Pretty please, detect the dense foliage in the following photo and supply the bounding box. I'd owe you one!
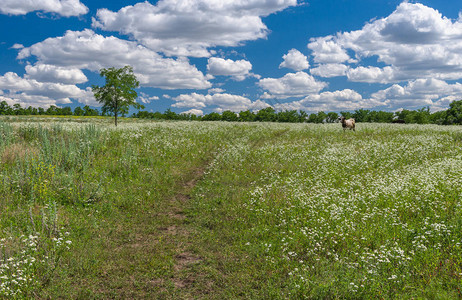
[2,99,462,125]
[92,66,143,126]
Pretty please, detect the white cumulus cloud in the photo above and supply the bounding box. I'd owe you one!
[18,29,211,90]
[172,92,268,112]
[279,49,309,71]
[207,57,253,81]
[92,0,297,57]
[0,0,88,17]
[307,36,350,64]
[0,72,96,107]
[310,63,348,78]
[258,71,327,98]
[25,64,88,84]
[371,78,462,110]
[308,3,462,83]
[274,89,384,112]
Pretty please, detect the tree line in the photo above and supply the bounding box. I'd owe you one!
[2,99,462,125]
[134,101,462,125]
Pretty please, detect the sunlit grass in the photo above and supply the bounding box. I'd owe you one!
[0,118,461,298]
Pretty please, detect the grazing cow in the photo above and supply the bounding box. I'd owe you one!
[338,116,355,131]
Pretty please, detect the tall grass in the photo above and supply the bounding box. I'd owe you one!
[0,118,461,298]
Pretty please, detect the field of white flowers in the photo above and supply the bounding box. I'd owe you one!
[191,122,462,298]
[0,117,461,298]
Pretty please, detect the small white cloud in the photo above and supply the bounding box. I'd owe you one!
[307,36,350,64]
[346,66,397,83]
[207,57,253,81]
[310,64,348,78]
[25,64,87,84]
[208,88,225,94]
[11,44,24,49]
[259,92,274,99]
[0,0,88,17]
[138,92,159,104]
[248,99,271,111]
[172,93,208,108]
[279,49,309,71]
[258,71,327,99]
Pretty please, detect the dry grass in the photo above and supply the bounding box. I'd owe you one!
[1,143,37,164]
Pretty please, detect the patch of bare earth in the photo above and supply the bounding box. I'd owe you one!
[161,168,206,292]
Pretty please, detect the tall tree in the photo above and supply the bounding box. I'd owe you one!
[92,66,142,126]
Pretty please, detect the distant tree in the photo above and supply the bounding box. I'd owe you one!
[202,112,221,121]
[307,113,318,123]
[277,110,299,123]
[13,103,26,115]
[255,107,276,122]
[238,110,255,122]
[370,110,394,123]
[326,112,339,123]
[83,105,99,116]
[135,110,154,119]
[0,101,12,115]
[339,111,353,120]
[74,106,84,116]
[414,107,431,124]
[62,107,73,116]
[430,110,447,125]
[352,109,371,122]
[26,106,38,115]
[298,110,308,123]
[92,65,142,126]
[164,108,178,120]
[316,111,327,123]
[445,100,462,124]
[221,110,238,122]
[395,108,430,124]
[46,105,59,115]
[153,111,165,120]
[395,109,413,123]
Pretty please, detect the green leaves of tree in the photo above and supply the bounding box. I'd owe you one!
[92,66,143,126]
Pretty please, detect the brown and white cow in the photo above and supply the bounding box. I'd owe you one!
[338,116,355,131]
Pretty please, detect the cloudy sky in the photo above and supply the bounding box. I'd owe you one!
[1,0,461,115]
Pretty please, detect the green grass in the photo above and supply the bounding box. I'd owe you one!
[0,118,462,298]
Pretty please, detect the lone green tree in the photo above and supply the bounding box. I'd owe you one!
[92,66,143,126]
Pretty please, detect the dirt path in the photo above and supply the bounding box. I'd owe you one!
[151,165,210,298]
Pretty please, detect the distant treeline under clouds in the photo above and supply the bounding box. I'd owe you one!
[2,100,462,125]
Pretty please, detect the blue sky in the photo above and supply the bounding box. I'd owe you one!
[1,0,462,115]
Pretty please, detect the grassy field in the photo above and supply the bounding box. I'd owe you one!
[0,116,462,298]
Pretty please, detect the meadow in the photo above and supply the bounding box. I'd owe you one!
[0,116,461,298]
